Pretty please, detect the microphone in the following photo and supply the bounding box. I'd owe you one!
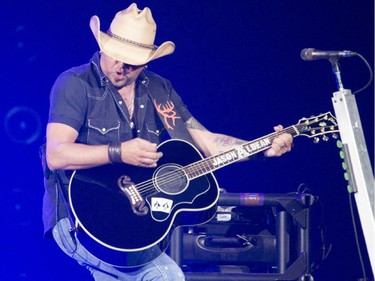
[300,48,356,61]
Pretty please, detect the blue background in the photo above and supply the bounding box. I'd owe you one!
[1,0,373,280]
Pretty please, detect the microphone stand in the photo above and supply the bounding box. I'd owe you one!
[330,59,375,277]
[330,59,344,91]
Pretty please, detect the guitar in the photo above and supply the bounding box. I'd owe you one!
[68,112,339,267]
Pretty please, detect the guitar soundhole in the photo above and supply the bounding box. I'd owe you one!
[154,164,188,195]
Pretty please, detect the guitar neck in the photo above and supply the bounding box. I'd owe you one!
[184,125,301,180]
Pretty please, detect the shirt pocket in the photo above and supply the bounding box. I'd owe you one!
[87,119,121,144]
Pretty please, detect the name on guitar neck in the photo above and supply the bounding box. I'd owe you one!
[212,138,271,167]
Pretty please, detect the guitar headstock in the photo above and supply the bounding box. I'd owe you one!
[296,112,339,143]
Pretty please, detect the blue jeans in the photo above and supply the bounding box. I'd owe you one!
[52,218,185,281]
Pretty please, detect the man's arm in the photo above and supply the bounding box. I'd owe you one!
[185,117,293,158]
[46,123,110,170]
[46,123,163,171]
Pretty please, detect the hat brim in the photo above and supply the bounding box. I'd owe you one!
[90,15,175,65]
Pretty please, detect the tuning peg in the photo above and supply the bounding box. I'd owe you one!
[332,133,338,139]
[313,137,320,144]
[322,135,329,141]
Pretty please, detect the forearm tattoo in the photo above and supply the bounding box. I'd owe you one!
[213,136,244,152]
[186,118,208,131]
[186,117,244,154]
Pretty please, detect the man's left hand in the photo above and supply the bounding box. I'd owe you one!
[264,125,293,157]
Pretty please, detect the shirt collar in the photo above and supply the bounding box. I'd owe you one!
[90,51,107,87]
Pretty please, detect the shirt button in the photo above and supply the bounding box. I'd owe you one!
[137,130,141,133]
[140,104,144,109]
[102,128,106,132]
[119,101,123,105]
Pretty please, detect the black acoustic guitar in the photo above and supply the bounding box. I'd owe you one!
[68,112,339,267]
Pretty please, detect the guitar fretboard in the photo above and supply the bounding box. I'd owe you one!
[184,124,303,180]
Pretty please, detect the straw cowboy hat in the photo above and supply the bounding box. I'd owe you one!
[90,3,175,65]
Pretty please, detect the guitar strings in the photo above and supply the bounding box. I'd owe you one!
[134,126,302,196]
[137,121,337,196]
[136,118,336,197]
[136,126,306,195]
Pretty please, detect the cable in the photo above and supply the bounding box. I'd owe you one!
[353,53,374,94]
[348,191,368,280]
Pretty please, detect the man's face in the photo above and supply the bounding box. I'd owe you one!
[100,52,146,89]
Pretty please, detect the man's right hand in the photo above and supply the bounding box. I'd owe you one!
[121,138,163,168]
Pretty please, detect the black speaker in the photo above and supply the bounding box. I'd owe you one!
[169,192,322,281]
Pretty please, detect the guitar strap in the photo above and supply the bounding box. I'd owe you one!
[143,75,196,146]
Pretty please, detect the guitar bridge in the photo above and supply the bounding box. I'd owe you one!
[118,175,148,216]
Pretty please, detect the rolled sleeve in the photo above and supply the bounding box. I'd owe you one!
[49,71,87,132]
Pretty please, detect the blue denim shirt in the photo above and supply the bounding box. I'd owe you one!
[43,52,192,235]
[49,52,192,145]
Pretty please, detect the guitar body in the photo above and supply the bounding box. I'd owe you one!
[69,139,220,267]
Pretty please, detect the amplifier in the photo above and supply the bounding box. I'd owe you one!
[169,192,321,279]
[170,205,278,273]
[180,205,277,265]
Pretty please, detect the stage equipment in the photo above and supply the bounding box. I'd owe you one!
[169,192,323,281]
[302,48,374,276]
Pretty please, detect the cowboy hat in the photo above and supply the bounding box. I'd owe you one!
[90,3,175,65]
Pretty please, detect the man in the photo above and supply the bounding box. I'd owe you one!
[43,3,293,280]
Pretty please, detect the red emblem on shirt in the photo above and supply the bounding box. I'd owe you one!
[153,99,181,130]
